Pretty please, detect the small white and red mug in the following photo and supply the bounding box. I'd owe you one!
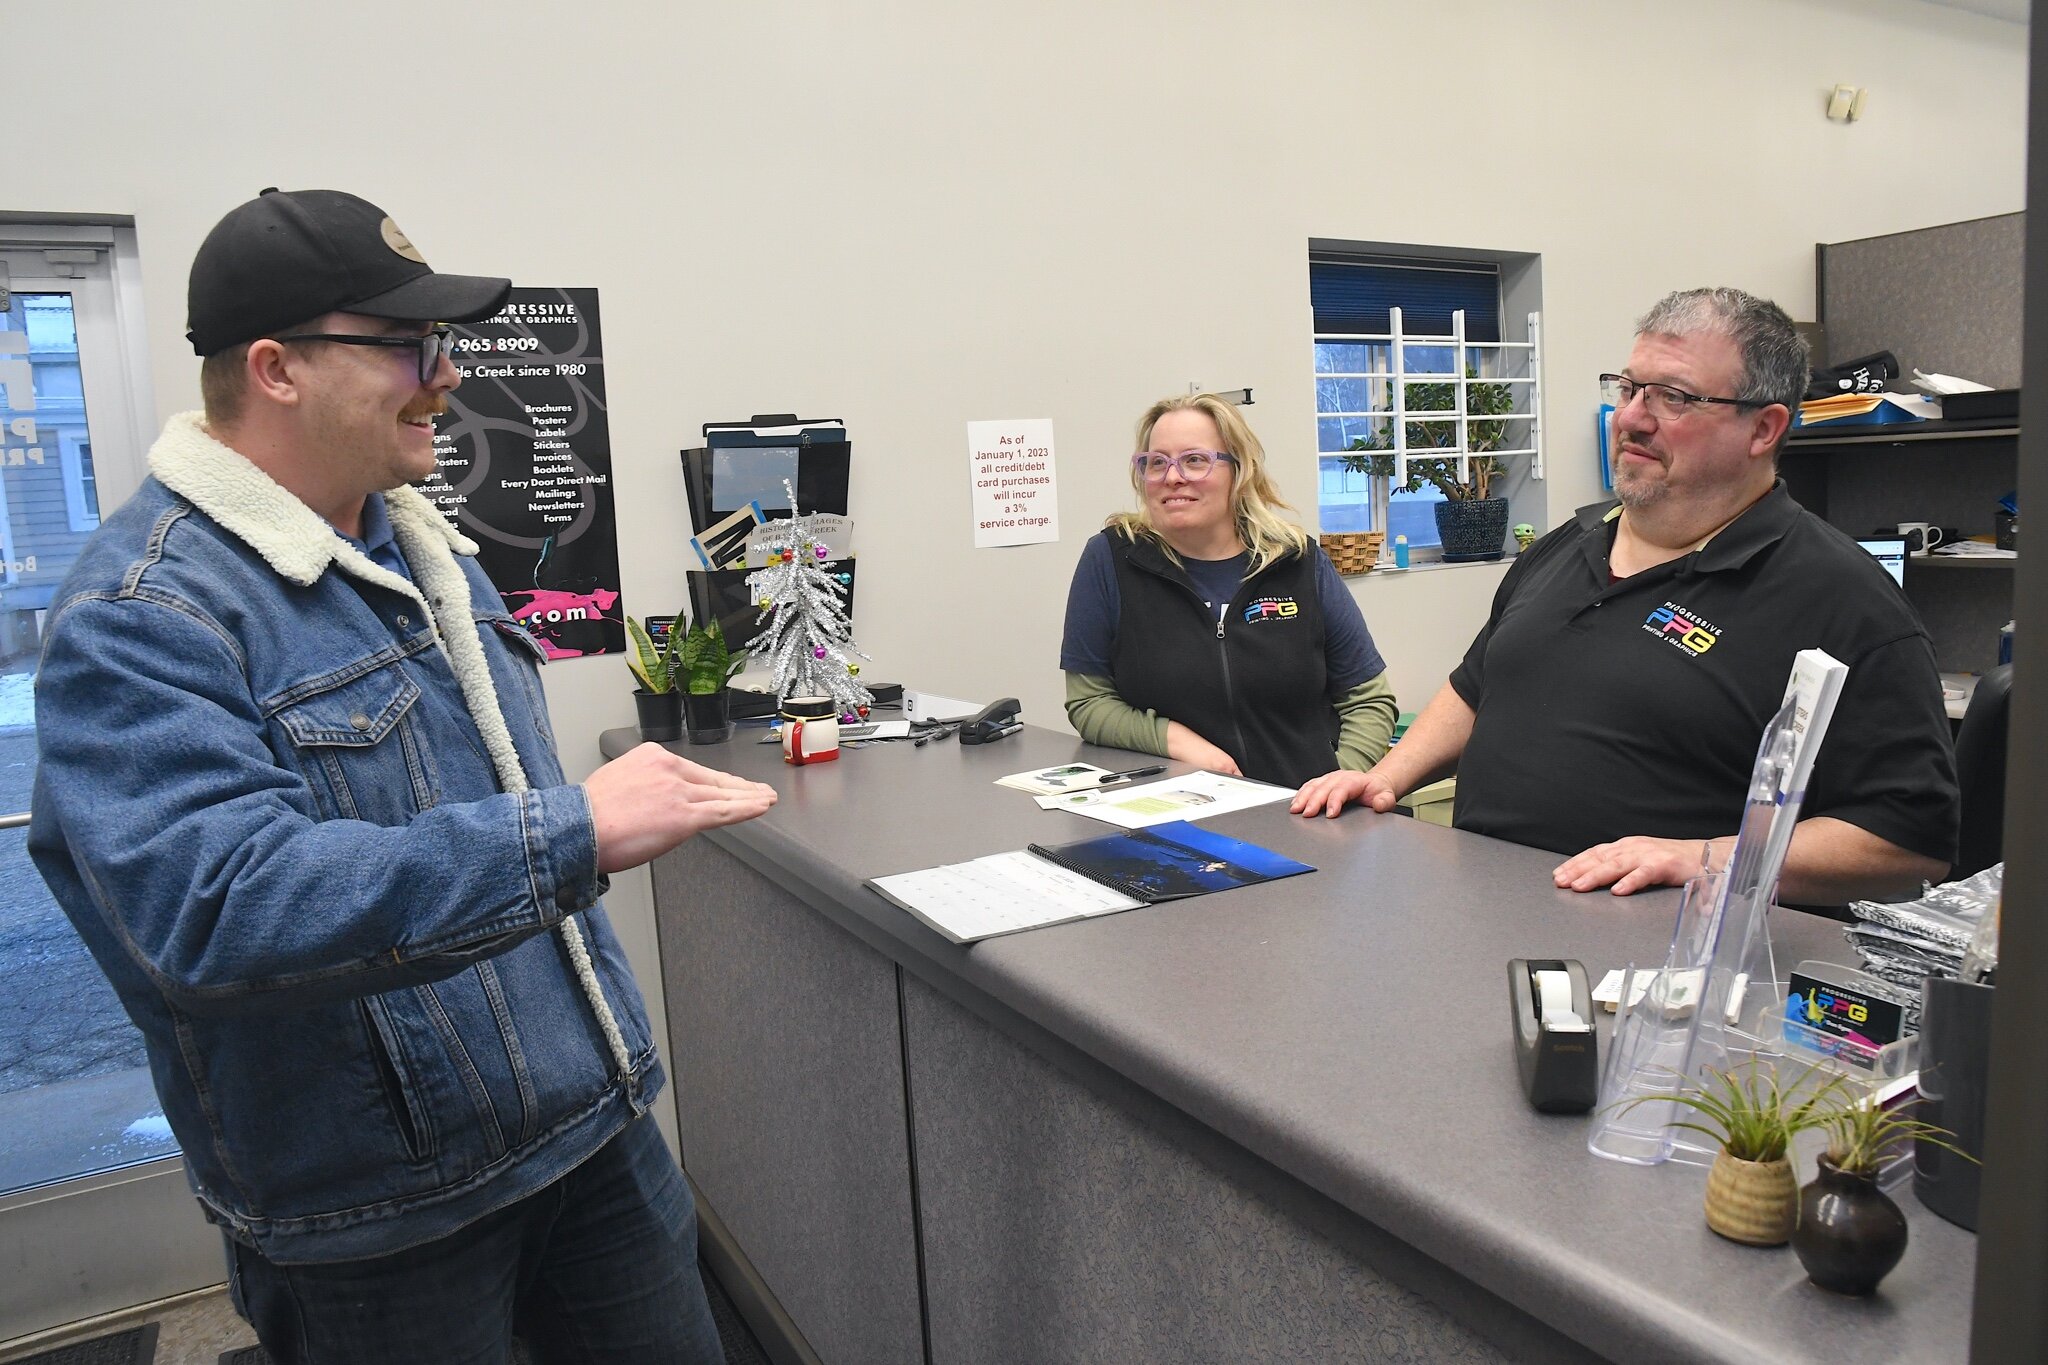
[781,696,841,765]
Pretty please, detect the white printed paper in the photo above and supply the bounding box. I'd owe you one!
[870,850,1140,943]
[1035,772,1294,828]
[745,513,853,567]
[994,763,1116,795]
[968,419,1059,548]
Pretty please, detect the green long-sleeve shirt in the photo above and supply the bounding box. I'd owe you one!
[1063,670,1398,772]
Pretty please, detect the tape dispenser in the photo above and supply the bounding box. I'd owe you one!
[1508,958,1598,1114]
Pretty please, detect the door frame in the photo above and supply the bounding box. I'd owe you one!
[0,220,220,1344]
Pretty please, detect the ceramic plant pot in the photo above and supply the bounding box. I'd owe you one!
[634,688,682,742]
[682,689,734,745]
[1792,1155,1909,1295]
[1703,1150,1798,1246]
[1433,496,1510,562]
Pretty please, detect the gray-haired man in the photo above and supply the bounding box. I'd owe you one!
[1293,288,1958,905]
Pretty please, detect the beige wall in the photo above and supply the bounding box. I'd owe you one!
[11,0,2028,1136]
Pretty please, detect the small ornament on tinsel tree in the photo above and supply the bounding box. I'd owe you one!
[746,481,874,716]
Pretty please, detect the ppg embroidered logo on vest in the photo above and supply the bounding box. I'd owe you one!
[1643,600,1720,656]
[1242,596,1300,624]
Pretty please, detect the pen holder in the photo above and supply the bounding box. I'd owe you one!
[1914,976,1994,1230]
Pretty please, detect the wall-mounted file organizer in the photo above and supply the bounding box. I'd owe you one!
[682,415,851,530]
[681,413,859,651]
[686,561,858,655]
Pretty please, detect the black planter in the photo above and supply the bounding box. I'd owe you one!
[634,689,682,742]
[1433,497,1510,562]
[1792,1155,1909,1296]
[682,689,733,745]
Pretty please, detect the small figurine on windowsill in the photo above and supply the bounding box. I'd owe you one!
[1513,522,1537,553]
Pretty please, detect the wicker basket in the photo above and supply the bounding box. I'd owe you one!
[1319,531,1385,576]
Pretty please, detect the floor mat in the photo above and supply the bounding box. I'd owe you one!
[213,1265,770,1364]
[700,1264,773,1365]
[13,1324,157,1365]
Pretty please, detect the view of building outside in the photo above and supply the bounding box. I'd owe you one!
[0,291,172,1196]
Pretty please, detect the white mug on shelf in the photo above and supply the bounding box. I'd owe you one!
[1897,521,1946,557]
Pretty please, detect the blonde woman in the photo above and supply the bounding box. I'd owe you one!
[1060,393,1398,787]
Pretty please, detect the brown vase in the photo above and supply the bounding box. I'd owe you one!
[1793,1154,1909,1295]
[1704,1150,1798,1246]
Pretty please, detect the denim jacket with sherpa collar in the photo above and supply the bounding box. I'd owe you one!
[28,412,662,1263]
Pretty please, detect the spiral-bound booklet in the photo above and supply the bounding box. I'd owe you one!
[1028,821,1313,902]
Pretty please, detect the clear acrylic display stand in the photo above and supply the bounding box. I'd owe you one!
[1588,696,1803,1167]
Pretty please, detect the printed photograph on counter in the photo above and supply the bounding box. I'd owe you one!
[427,286,624,657]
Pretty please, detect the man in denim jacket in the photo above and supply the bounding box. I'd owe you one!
[28,189,777,1364]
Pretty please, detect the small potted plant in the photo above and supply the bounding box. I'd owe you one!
[678,616,746,744]
[626,615,682,742]
[1792,1094,1974,1295]
[1623,1062,1847,1246]
[1342,370,1517,561]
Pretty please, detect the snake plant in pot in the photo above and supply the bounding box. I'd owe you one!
[678,617,746,744]
[626,615,683,741]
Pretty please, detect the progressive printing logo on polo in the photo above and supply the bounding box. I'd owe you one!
[1242,596,1300,624]
[1642,600,1720,656]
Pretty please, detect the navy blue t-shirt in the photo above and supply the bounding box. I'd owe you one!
[1060,533,1386,688]
[333,492,411,581]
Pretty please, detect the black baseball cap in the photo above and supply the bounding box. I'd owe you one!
[186,188,512,355]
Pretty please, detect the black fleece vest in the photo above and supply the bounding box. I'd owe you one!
[1106,534,1336,787]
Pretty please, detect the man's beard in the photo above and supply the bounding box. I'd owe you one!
[1611,457,1667,511]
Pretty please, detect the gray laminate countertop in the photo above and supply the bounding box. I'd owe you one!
[601,722,1973,1364]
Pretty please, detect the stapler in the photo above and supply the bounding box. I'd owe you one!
[1508,958,1598,1114]
[958,697,1022,744]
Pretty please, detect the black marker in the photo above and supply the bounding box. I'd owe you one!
[1096,765,1167,786]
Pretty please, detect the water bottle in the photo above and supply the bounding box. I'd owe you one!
[1393,534,1410,569]
[1999,621,2014,666]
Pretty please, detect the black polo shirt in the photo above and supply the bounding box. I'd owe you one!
[1448,484,1958,864]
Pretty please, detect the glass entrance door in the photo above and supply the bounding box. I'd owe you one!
[0,236,220,1342]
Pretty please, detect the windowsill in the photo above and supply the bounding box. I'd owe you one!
[1344,555,1518,579]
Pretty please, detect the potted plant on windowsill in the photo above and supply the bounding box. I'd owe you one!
[1792,1094,1974,1295]
[1621,1062,1847,1246]
[678,617,746,745]
[626,615,683,742]
[1341,370,1516,562]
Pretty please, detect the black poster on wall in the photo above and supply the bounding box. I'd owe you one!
[425,286,624,658]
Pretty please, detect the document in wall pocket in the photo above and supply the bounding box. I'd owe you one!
[1509,958,1598,1114]
[683,415,851,528]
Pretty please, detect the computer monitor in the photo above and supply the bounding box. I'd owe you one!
[1857,537,1907,587]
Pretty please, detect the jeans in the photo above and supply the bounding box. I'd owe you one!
[226,1116,724,1365]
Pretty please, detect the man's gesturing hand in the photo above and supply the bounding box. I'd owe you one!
[585,743,779,874]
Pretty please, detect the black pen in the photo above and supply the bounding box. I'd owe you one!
[1095,765,1167,786]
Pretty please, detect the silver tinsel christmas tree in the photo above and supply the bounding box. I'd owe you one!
[746,484,874,716]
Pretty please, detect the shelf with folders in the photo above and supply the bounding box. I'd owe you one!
[1313,306,1546,486]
